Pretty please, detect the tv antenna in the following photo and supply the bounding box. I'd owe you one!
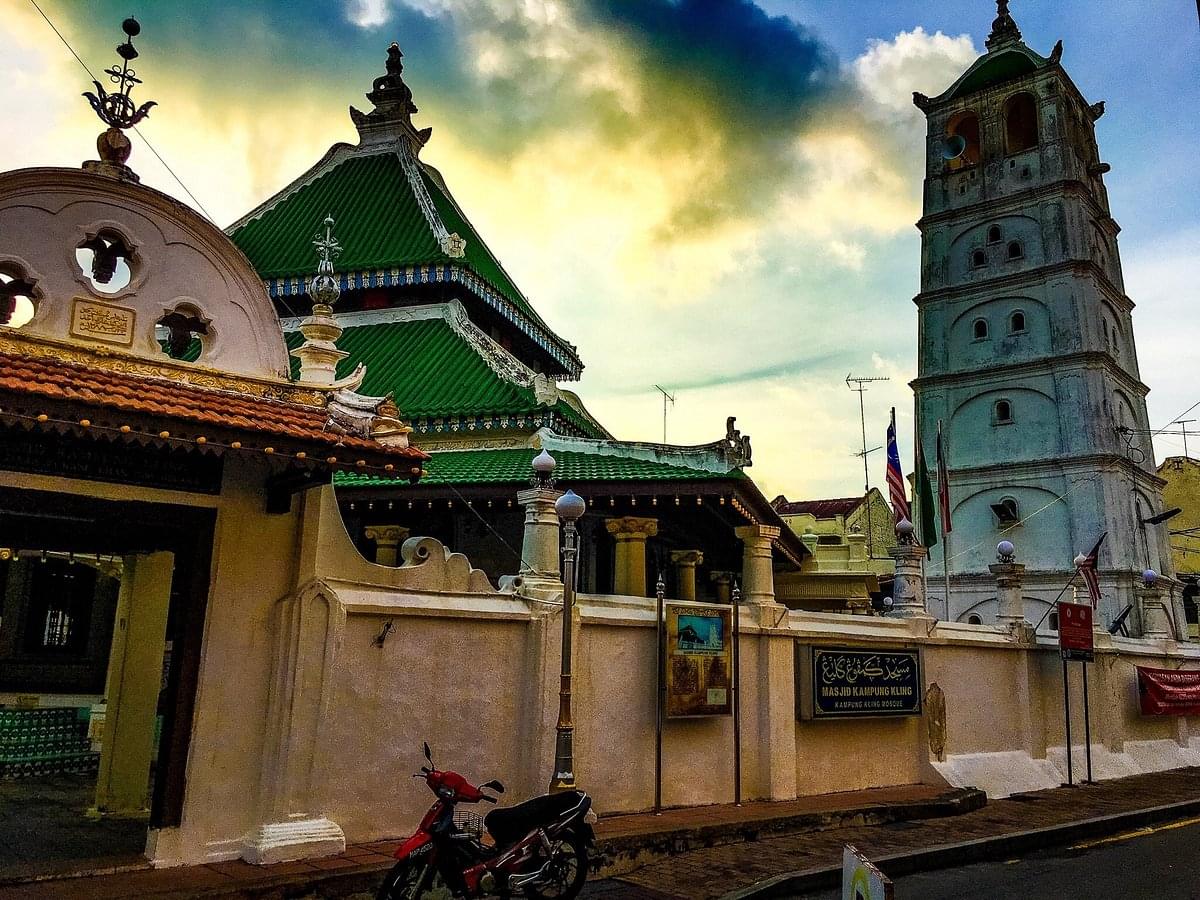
[1174,419,1196,458]
[654,385,675,444]
[846,373,890,558]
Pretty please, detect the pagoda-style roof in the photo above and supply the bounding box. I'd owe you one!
[281,303,607,440]
[228,46,582,379]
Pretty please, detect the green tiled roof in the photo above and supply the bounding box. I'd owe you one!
[284,318,604,437]
[228,151,579,375]
[337,447,745,488]
[230,154,439,279]
[948,48,1041,100]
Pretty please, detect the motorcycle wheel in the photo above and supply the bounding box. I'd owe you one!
[375,860,453,900]
[522,832,589,900]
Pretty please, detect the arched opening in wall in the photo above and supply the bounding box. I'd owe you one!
[1184,579,1198,639]
[973,318,990,340]
[993,399,1013,425]
[1007,241,1024,260]
[1048,610,1060,632]
[945,110,981,169]
[1004,92,1039,154]
[76,231,135,294]
[967,614,983,625]
[971,249,987,269]
[0,266,38,329]
[1010,310,1026,333]
[155,305,210,362]
[990,496,1020,526]
[987,225,1002,244]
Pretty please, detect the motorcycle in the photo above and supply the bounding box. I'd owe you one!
[376,743,597,900]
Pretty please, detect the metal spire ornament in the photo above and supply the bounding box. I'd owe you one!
[82,17,157,181]
[309,215,343,308]
[291,215,349,385]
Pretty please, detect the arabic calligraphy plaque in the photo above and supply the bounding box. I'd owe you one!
[798,646,923,719]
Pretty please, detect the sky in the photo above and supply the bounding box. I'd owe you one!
[2,0,1197,501]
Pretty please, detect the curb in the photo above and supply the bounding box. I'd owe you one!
[721,794,1200,899]
[595,788,985,879]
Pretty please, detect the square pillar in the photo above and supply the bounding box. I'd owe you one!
[94,552,173,817]
[605,516,657,597]
[989,551,1027,630]
[516,487,564,595]
[670,550,704,601]
[363,525,410,567]
[735,525,779,605]
[888,540,931,619]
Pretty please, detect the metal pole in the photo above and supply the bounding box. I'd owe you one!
[858,388,873,559]
[654,574,665,813]
[1082,661,1093,784]
[550,520,578,793]
[942,531,952,621]
[732,581,742,807]
[1063,655,1073,786]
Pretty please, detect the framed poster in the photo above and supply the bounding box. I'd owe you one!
[664,602,733,718]
[797,645,922,719]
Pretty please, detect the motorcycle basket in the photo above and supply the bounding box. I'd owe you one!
[452,810,485,839]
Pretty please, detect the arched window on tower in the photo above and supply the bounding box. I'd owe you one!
[973,318,989,341]
[991,496,1020,526]
[971,249,987,269]
[945,110,981,170]
[987,225,1002,244]
[993,399,1013,425]
[1007,240,1024,260]
[967,614,983,626]
[1004,92,1039,154]
[1009,310,1026,334]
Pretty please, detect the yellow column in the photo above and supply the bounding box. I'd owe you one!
[670,550,704,601]
[709,571,734,604]
[605,517,658,597]
[95,552,173,817]
[364,524,410,566]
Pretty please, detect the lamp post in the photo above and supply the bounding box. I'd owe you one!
[550,488,586,793]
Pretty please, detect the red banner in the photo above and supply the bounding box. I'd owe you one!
[1058,602,1093,660]
[1137,667,1200,716]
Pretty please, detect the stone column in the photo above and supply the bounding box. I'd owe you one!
[735,524,779,605]
[517,486,565,594]
[709,571,734,604]
[94,552,173,816]
[670,550,704,601]
[989,543,1026,629]
[364,525,410,567]
[1139,580,1172,639]
[605,516,658,597]
[848,529,868,566]
[889,536,931,619]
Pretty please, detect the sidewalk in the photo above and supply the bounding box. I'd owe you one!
[0,783,978,898]
[595,767,1200,900]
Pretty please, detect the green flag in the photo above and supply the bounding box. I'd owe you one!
[915,426,938,549]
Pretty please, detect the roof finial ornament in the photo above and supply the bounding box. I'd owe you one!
[349,42,433,153]
[82,17,157,182]
[292,215,350,386]
[985,0,1022,50]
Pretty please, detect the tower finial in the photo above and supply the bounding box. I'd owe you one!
[292,215,349,385]
[82,17,157,181]
[348,42,432,153]
[985,0,1022,50]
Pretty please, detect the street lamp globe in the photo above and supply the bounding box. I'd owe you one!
[997,540,1015,560]
[896,517,915,538]
[532,448,556,478]
[1143,568,1158,587]
[555,489,586,523]
[1073,553,1088,568]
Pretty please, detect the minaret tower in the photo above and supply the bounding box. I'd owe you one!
[911,2,1179,632]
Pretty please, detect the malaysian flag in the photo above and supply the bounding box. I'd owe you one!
[936,420,952,535]
[886,409,911,523]
[1077,533,1107,608]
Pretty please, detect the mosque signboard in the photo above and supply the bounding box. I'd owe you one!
[664,602,733,718]
[797,646,922,719]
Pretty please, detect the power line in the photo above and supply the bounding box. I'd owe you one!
[28,0,216,222]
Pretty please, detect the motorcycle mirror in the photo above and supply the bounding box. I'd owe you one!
[423,742,433,764]
[481,779,505,793]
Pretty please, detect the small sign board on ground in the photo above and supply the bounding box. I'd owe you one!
[842,844,892,900]
[1058,601,1094,662]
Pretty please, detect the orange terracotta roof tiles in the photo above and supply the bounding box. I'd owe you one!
[0,351,427,463]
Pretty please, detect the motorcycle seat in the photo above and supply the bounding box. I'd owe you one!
[484,790,588,847]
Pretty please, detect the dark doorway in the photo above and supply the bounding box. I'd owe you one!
[0,487,214,879]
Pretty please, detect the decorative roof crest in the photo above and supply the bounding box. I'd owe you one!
[82,17,157,182]
[310,215,343,308]
[350,42,433,153]
[985,0,1022,51]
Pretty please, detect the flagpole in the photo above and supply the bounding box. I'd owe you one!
[939,421,951,620]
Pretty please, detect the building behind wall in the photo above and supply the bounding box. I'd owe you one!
[911,2,1178,631]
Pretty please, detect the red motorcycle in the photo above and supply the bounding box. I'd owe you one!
[376,743,596,900]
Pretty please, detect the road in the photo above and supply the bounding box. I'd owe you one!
[791,815,1200,900]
